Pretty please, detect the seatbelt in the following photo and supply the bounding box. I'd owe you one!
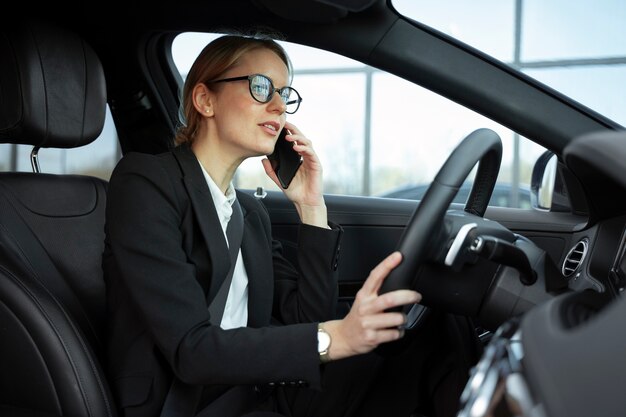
[160,199,244,417]
[208,199,244,324]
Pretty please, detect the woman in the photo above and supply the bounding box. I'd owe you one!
[103,34,423,417]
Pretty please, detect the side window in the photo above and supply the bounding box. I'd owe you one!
[0,105,121,180]
[172,33,546,209]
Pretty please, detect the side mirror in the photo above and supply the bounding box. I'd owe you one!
[530,150,557,210]
[530,150,573,212]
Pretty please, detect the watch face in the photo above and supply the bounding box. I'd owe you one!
[318,330,331,352]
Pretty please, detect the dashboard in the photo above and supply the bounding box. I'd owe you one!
[573,214,626,298]
[460,130,626,417]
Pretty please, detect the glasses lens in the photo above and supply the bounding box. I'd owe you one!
[282,87,301,114]
[250,75,271,102]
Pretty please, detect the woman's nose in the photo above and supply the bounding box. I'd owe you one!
[268,91,287,114]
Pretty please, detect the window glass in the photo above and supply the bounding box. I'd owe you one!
[370,72,543,207]
[280,42,364,71]
[0,105,120,180]
[522,0,626,61]
[172,32,362,77]
[171,33,219,77]
[392,0,515,62]
[525,65,626,127]
[0,145,11,171]
[391,0,626,127]
[172,32,545,208]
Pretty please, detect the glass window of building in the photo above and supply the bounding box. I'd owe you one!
[393,0,626,126]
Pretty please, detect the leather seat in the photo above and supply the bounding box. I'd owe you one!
[0,20,116,417]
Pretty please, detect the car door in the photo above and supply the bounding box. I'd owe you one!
[246,190,413,315]
[252,158,589,321]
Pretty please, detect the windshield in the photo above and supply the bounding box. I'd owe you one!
[392,0,626,127]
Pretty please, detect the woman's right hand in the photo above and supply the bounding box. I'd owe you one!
[321,251,421,361]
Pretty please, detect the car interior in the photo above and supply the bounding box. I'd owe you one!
[1,1,626,417]
[0,20,113,417]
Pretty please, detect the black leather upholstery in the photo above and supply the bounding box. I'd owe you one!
[0,20,115,417]
[0,20,106,147]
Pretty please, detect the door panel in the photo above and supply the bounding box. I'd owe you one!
[245,189,588,316]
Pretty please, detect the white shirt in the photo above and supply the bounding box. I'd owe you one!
[198,162,249,329]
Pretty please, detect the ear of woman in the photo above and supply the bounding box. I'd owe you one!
[193,83,214,117]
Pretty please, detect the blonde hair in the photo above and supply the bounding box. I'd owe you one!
[174,34,292,145]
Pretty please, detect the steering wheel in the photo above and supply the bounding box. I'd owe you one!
[378,128,503,327]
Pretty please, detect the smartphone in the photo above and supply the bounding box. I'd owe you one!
[267,128,302,189]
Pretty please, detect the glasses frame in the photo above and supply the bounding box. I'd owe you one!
[207,73,302,114]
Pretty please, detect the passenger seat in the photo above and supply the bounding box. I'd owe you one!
[0,20,116,417]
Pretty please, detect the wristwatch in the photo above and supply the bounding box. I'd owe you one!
[317,323,332,363]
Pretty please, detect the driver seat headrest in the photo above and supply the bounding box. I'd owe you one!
[0,19,107,148]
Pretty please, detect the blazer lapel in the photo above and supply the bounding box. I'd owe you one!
[173,145,231,303]
[238,195,274,328]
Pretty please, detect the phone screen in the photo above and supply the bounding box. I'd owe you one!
[267,128,302,189]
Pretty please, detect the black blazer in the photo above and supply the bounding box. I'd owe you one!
[103,144,342,417]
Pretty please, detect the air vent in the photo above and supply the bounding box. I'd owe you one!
[562,239,589,277]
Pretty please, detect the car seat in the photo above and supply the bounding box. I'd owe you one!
[0,20,115,417]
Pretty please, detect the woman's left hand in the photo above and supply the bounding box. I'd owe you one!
[262,122,328,228]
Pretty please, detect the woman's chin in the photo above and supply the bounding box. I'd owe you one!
[259,143,277,157]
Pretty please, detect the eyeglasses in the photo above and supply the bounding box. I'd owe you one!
[207,73,302,114]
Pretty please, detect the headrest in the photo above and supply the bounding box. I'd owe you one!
[0,20,106,148]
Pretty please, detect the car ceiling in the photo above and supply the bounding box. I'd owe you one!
[24,0,622,156]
